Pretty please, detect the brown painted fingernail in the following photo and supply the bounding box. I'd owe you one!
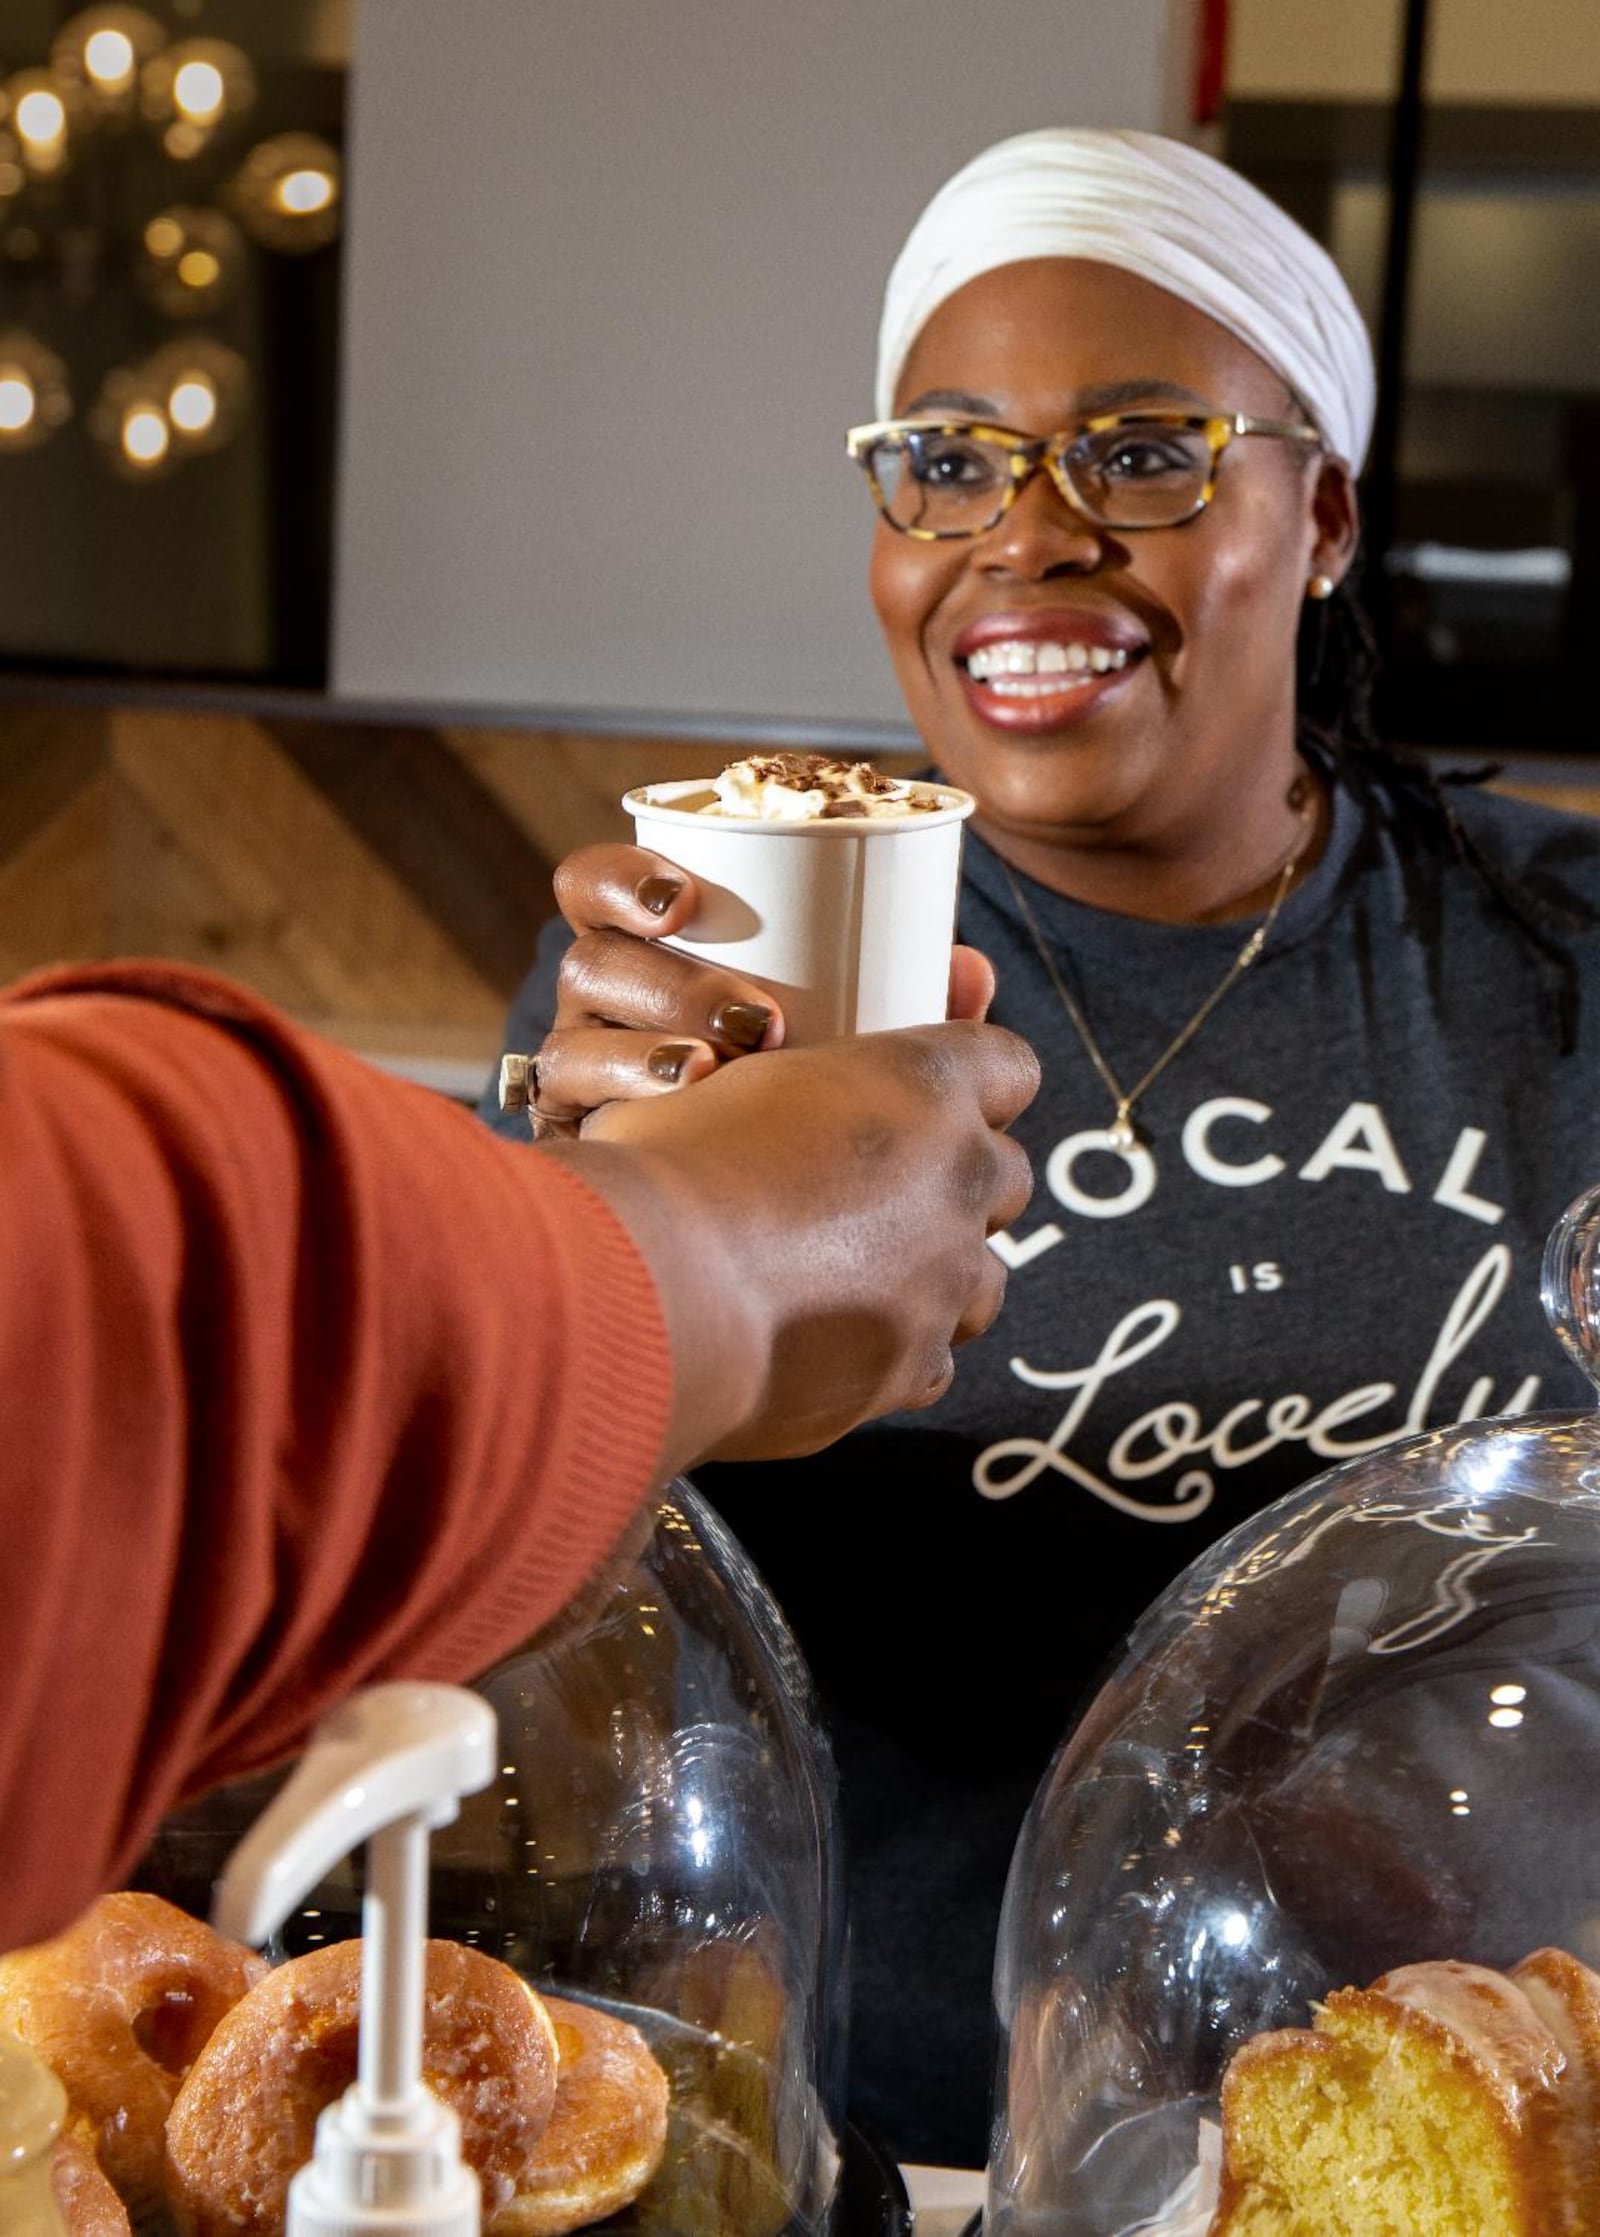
[710,1000,772,1050]
[635,874,685,916]
[648,1042,697,1084]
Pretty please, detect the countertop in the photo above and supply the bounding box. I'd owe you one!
[903,2164,985,2235]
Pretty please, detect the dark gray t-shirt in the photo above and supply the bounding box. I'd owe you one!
[481,770,1600,2165]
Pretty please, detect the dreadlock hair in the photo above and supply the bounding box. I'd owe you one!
[1295,554,1592,1053]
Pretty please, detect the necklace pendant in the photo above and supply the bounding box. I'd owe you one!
[1108,1107,1138,1152]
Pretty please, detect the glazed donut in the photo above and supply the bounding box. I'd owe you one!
[488,1995,670,2237]
[0,1892,266,2218]
[166,1938,561,2233]
[51,2122,132,2237]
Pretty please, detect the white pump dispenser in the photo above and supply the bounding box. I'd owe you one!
[212,1683,497,2237]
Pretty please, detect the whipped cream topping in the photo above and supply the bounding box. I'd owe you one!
[701,751,938,821]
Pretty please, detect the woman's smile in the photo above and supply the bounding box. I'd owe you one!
[953,607,1148,734]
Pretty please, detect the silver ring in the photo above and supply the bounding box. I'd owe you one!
[498,1051,537,1113]
[502,1049,583,1139]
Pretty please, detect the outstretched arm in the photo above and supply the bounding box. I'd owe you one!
[0,961,1035,1947]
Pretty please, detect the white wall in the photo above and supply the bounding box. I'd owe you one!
[332,0,1188,739]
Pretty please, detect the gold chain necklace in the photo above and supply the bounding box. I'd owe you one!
[999,805,1314,1152]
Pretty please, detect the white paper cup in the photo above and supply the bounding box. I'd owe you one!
[623,777,977,1045]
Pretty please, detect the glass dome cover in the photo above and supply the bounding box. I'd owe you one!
[139,1480,858,2237]
[985,1185,1600,2237]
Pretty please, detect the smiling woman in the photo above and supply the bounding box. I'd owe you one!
[478,128,1600,2168]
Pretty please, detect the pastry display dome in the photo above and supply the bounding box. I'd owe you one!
[127,1480,875,2237]
[984,1186,1600,2237]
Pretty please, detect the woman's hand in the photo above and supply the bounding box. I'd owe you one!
[526,842,995,1136]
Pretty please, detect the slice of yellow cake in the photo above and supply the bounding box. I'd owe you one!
[1209,1949,1600,2235]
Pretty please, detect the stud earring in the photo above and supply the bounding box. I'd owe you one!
[1307,573,1336,601]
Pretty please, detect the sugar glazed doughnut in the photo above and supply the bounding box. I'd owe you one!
[50,2122,133,2237]
[166,1937,562,2233]
[488,1995,670,2237]
[0,1891,266,2221]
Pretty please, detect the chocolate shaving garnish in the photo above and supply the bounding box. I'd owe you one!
[703,748,930,818]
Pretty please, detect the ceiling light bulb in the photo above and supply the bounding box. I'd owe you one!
[229,131,342,253]
[137,204,243,317]
[168,375,216,434]
[275,166,334,216]
[145,38,252,142]
[0,331,71,449]
[54,9,166,109]
[177,247,220,289]
[172,56,224,122]
[0,374,36,434]
[83,27,135,87]
[146,336,247,456]
[122,405,169,465]
[15,87,67,148]
[93,359,190,475]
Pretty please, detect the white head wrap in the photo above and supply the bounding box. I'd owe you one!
[876,128,1375,470]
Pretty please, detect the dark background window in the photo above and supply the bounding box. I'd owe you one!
[1227,0,1600,755]
[0,0,345,687]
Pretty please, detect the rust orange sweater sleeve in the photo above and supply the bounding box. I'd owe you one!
[0,962,674,1951]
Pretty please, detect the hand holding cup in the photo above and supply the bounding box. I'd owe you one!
[531,754,981,1136]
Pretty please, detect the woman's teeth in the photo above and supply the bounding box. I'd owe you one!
[964,640,1131,692]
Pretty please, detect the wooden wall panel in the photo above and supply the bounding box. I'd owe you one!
[2,699,1594,1077]
[0,775,111,981]
[1494,777,1600,819]
[109,774,332,1016]
[262,718,558,994]
[110,713,511,1024]
[0,705,109,865]
[447,731,756,866]
[0,707,789,1063]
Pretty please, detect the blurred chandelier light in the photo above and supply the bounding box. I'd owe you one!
[148,336,247,455]
[0,19,342,482]
[137,204,245,318]
[52,7,166,114]
[6,69,74,176]
[169,372,213,434]
[91,364,174,477]
[230,132,341,253]
[141,37,254,158]
[86,30,136,91]
[0,332,71,452]
[123,403,167,464]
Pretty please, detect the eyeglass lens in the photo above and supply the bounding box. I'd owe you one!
[869,421,1217,535]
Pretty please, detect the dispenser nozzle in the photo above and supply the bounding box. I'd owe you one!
[213,1683,498,2237]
